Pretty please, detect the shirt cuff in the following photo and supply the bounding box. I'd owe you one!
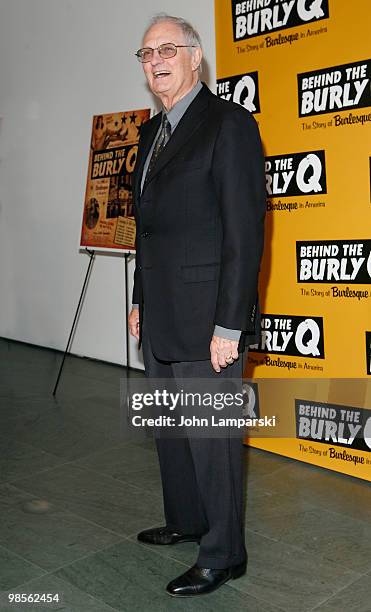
[213,325,241,341]
[132,304,139,309]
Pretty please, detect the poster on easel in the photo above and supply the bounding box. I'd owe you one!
[80,108,150,252]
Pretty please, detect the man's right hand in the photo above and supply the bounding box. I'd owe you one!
[128,307,140,339]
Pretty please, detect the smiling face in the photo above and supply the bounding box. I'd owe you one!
[141,21,202,110]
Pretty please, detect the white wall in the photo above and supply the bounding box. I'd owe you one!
[0,0,216,369]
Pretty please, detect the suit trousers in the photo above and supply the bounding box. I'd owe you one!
[141,306,247,569]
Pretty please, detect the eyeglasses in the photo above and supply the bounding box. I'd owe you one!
[135,42,198,63]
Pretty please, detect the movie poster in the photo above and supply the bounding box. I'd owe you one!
[80,108,150,252]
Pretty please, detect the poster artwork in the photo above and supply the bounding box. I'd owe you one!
[80,108,150,252]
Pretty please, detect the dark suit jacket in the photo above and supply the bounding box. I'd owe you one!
[132,83,266,362]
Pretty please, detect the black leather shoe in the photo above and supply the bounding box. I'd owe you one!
[166,560,247,596]
[137,526,202,545]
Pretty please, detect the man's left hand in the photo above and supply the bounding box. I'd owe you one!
[210,336,239,373]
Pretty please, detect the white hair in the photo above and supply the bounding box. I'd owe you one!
[143,13,203,73]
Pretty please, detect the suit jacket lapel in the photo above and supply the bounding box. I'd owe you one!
[142,84,211,192]
[133,113,161,205]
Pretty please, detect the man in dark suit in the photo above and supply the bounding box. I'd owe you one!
[128,13,266,597]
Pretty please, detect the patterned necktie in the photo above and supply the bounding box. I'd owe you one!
[145,114,171,183]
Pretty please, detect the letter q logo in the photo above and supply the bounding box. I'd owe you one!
[363,416,371,450]
[233,75,257,112]
[297,0,325,21]
[242,383,258,418]
[295,319,321,357]
[296,153,323,193]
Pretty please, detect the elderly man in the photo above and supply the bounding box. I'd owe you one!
[128,13,266,597]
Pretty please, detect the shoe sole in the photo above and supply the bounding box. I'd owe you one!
[176,536,202,544]
[138,536,202,545]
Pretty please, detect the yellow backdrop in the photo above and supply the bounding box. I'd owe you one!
[215,0,371,480]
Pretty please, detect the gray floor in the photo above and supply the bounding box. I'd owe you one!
[0,338,370,612]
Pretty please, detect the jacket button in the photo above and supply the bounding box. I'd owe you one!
[138,265,142,271]
[141,231,149,238]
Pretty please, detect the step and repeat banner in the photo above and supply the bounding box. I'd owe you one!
[215,0,371,480]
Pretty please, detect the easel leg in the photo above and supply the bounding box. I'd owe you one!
[52,249,95,396]
[124,253,131,370]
